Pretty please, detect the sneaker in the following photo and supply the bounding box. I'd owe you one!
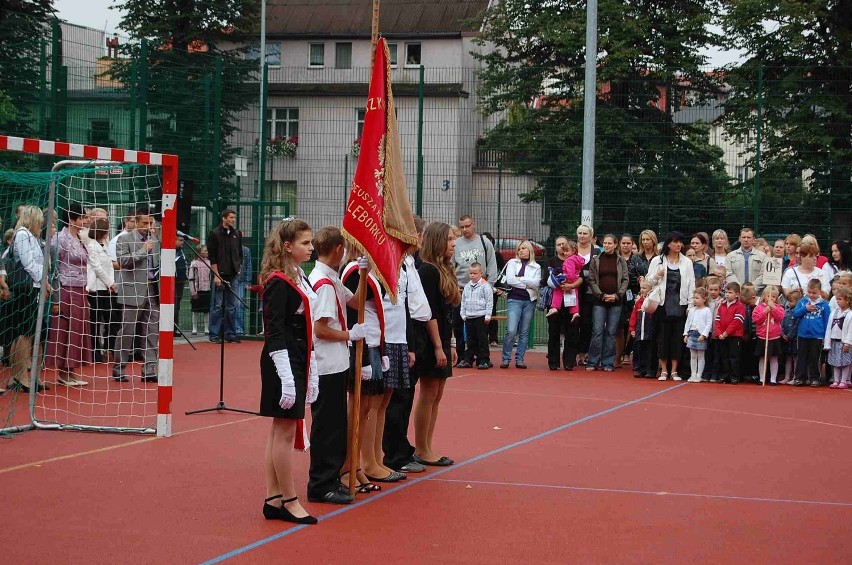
[476,362,490,370]
[585,366,596,371]
[671,372,682,381]
[687,376,701,383]
[456,361,472,369]
[603,366,614,372]
[809,380,820,387]
[499,362,509,369]
[658,372,668,381]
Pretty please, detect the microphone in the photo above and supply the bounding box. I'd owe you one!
[176,230,200,244]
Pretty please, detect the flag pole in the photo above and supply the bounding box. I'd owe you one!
[370,0,380,66]
[348,269,368,495]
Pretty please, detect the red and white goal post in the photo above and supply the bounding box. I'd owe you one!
[0,134,178,437]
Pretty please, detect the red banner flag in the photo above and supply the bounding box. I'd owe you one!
[341,38,417,303]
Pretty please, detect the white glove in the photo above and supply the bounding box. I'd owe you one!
[306,351,319,404]
[348,323,367,341]
[360,365,373,381]
[270,349,296,409]
[381,355,390,372]
[357,256,370,270]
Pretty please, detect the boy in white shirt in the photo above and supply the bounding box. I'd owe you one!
[458,262,494,370]
[307,227,366,505]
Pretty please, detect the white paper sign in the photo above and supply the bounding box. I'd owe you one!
[581,209,592,226]
[763,257,783,286]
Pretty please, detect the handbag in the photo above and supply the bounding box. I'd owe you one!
[537,285,554,311]
[494,262,511,293]
[642,258,666,314]
[6,230,34,291]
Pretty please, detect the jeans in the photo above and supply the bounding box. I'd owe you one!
[502,298,535,364]
[232,280,246,335]
[208,277,238,339]
[587,303,622,369]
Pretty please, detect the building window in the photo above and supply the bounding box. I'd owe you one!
[737,165,749,184]
[388,43,398,67]
[309,43,325,67]
[89,119,111,146]
[267,108,299,139]
[405,43,421,66]
[356,108,366,139]
[247,42,281,67]
[265,181,297,221]
[335,42,352,69]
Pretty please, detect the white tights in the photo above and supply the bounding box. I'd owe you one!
[690,350,705,379]
[758,356,779,383]
[832,365,851,384]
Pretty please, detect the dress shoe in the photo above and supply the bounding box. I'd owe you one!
[515,363,527,369]
[225,336,241,343]
[398,461,426,473]
[307,490,354,505]
[141,375,158,383]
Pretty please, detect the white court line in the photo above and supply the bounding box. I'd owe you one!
[428,478,852,508]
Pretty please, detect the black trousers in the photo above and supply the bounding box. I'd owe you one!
[463,316,490,364]
[740,337,758,378]
[795,338,822,383]
[308,370,349,497]
[717,337,742,382]
[383,374,419,470]
[88,290,120,356]
[452,303,466,361]
[174,280,186,329]
[488,298,499,344]
[547,308,579,369]
[634,340,654,375]
[579,293,595,354]
[706,339,719,378]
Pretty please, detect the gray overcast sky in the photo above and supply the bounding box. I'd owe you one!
[53,0,745,66]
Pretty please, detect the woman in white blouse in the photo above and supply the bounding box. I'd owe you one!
[3,206,50,392]
[500,240,541,369]
[781,239,831,299]
[84,217,118,363]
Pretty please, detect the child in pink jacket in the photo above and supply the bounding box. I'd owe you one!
[752,285,785,384]
[547,240,585,321]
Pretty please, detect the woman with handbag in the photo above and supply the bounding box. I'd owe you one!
[645,231,696,380]
[4,206,51,393]
[542,236,582,370]
[500,240,541,369]
[586,235,630,371]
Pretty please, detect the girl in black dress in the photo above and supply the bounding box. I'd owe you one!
[258,218,319,525]
[413,222,460,466]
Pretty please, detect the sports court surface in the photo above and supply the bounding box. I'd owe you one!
[3,341,851,564]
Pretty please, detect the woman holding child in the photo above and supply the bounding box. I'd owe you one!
[543,236,582,370]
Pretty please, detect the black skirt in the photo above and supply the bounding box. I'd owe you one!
[0,284,40,349]
[753,338,783,358]
[259,343,307,419]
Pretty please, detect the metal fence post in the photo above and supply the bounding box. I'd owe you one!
[137,39,148,150]
[754,61,763,233]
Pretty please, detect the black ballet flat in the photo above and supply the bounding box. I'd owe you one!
[263,494,284,520]
[278,496,318,525]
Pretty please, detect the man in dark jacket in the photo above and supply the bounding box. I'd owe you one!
[207,208,243,343]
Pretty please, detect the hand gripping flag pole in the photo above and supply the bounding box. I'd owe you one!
[341,32,418,495]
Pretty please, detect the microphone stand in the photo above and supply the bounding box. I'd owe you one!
[183,237,256,416]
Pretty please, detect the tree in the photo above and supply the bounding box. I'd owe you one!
[0,0,55,137]
[112,0,261,207]
[473,0,732,238]
[720,0,852,238]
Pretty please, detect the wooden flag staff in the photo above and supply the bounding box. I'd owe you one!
[348,0,382,497]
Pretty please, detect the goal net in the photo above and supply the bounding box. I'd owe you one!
[0,135,178,437]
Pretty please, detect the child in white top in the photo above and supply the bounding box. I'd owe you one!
[683,287,713,382]
[825,287,852,389]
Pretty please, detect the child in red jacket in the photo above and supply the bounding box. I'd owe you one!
[713,282,746,384]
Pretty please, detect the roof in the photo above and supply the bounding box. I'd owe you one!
[266,0,491,38]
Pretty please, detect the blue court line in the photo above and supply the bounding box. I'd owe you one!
[429,478,852,508]
[200,383,688,564]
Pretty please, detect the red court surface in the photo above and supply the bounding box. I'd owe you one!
[2,341,851,564]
